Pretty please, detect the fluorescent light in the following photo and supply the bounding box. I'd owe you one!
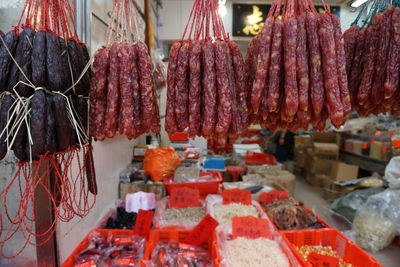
[351,0,368,8]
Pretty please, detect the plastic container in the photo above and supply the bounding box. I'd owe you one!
[143,229,218,265]
[164,171,223,196]
[62,229,140,267]
[244,151,276,166]
[282,229,383,267]
[203,157,226,170]
[169,132,189,142]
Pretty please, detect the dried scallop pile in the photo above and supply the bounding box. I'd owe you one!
[213,203,259,225]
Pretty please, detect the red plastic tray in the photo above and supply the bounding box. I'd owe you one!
[244,151,276,166]
[164,171,223,196]
[169,132,189,142]
[62,229,140,267]
[143,229,218,265]
[282,229,383,267]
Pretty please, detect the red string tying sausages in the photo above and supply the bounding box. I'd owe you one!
[165,0,249,148]
[0,0,96,258]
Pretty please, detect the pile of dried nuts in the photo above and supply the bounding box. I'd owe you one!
[297,245,353,267]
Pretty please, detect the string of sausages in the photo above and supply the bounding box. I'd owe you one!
[344,3,400,116]
[89,0,160,141]
[247,0,351,132]
[0,0,96,258]
[165,0,248,146]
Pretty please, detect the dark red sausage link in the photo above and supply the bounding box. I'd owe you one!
[53,94,73,152]
[174,42,190,131]
[371,8,394,106]
[283,17,298,118]
[331,14,351,117]
[252,17,274,115]
[348,28,366,102]
[318,14,343,126]
[202,40,217,137]
[30,90,47,157]
[136,42,157,132]
[296,13,310,113]
[188,40,202,137]
[131,45,142,138]
[343,24,359,78]
[214,41,232,137]
[46,32,65,92]
[104,42,122,138]
[32,31,47,87]
[0,95,15,160]
[228,40,248,135]
[357,15,381,106]
[267,18,284,113]
[90,47,110,141]
[118,43,135,138]
[384,7,400,99]
[45,94,56,153]
[165,41,181,134]
[306,12,324,116]
[0,31,18,91]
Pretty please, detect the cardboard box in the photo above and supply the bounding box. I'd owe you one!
[352,140,362,154]
[294,149,306,168]
[305,151,334,175]
[312,132,340,145]
[330,161,359,182]
[309,174,329,187]
[293,164,305,176]
[313,142,339,156]
[119,183,166,200]
[370,141,383,159]
[323,188,342,201]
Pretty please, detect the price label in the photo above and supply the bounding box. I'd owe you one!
[183,214,219,246]
[222,189,252,205]
[232,216,270,239]
[392,138,400,149]
[389,131,395,138]
[382,145,388,152]
[307,252,339,267]
[362,143,368,149]
[375,131,382,137]
[134,209,154,239]
[169,187,200,208]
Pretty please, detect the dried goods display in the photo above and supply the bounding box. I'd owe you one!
[344,3,400,116]
[73,231,145,266]
[165,0,248,146]
[261,198,325,230]
[297,245,353,267]
[150,241,213,267]
[212,203,259,225]
[0,0,95,258]
[247,0,351,131]
[89,0,160,141]
[222,237,290,267]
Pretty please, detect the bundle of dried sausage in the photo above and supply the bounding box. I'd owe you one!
[247,0,351,132]
[345,5,400,116]
[89,0,159,141]
[165,0,248,145]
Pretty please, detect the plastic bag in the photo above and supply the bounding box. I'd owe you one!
[143,146,181,182]
[153,197,206,229]
[215,225,301,267]
[174,167,201,182]
[149,241,212,267]
[385,156,400,188]
[352,189,400,252]
[331,187,384,222]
